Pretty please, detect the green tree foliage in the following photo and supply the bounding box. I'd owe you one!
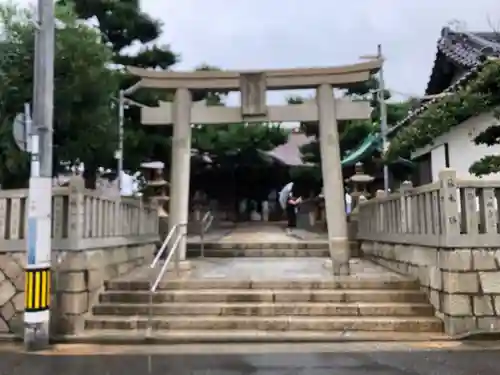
[0,2,118,188]
[63,0,236,176]
[193,123,288,166]
[61,0,289,189]
[59,0,178,173]
[468,66,500,176]
[288,92,409,161]
[59,0,176,69]
[469,114,500,176]
[386,60,500,177]
[287,78,411,181]
[192,122,289,204]
[345,77,413,135]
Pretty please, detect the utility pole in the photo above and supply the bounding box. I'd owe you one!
[117,90,124,194]
[377,44,390,193]
[115,84,147,196]
[24,0,54,351]
[115,85,143,195]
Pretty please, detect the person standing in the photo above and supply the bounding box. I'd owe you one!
[286,191,302,232]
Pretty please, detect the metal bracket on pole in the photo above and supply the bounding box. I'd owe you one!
[28,18,41,31]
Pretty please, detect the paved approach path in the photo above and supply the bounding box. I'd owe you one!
[121,257,402,282]
[185,257,402,281]
[123,223,400,282]
[187,223,328,243]
[1,341,500,374]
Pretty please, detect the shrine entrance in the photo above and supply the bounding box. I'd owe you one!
[128,60,381,275]
[190,148,292,223]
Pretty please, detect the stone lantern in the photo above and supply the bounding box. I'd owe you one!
[346,162,374,258]
[140,161,169,240]
[348,162,374,211]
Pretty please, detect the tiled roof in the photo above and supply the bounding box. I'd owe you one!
[264,132,314,166]
[389,28,500,136]
[426,28,500,94]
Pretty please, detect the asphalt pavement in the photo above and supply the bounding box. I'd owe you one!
[1,342,499,375]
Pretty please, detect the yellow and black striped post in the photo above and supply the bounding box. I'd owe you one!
[24,267,51,313]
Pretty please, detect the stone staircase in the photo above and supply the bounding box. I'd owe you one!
[186,242,330,257]
[84,277,444,342]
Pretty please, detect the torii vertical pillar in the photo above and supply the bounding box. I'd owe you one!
[168,88,192,260]
[317,84,350,275]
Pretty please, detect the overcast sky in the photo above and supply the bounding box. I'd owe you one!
[142,0,499,104]
[17,0,500,104]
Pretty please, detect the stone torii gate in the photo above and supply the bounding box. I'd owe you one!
[128,59,381,275]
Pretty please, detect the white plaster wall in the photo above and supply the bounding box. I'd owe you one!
[411,111,500,181]
[430,144,446,182]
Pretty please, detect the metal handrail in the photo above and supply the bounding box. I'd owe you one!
[147,222,186,337]
[151,223,183,270]
[200,210,214,257]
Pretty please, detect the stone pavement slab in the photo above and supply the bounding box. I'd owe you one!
[117,258,404,282]
[187,227,235,243]
[188,224,327,244]
[1,342,500,375]
[186,258,403,281]
[218,225,293,242]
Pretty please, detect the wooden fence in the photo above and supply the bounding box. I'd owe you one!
[0,177,158,252]
[357,169,500,248]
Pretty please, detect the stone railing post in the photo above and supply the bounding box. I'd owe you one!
[438,169,460,246]
[262,201,269,222]
[375,189,386,233]
[67,176,85,249]
[399,180,413,234]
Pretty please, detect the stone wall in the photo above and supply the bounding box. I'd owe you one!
[0,252,24,334]
[357,169,500,337]
[0,243,155,336]
[361,241,500,336]
[0,175,159,337]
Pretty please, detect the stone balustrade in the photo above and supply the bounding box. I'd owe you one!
[0,176,159,336]
[357,168,500,336]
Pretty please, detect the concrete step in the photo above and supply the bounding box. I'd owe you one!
[85,315,443,332]
[187,248,329,257]
[104,278,420,291]
[187,242,328,250]
[69,329,452,343]
[92,302,435,317]
[98,289,429,304]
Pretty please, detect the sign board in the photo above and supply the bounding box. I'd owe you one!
[12,109,32,152]
[240,72,267,117]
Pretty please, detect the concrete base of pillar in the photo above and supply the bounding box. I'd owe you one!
[322,259,350,275]
[327,237,351,276]
[24,321,50,351]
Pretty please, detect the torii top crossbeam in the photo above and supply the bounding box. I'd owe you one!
[127,60,382,91]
